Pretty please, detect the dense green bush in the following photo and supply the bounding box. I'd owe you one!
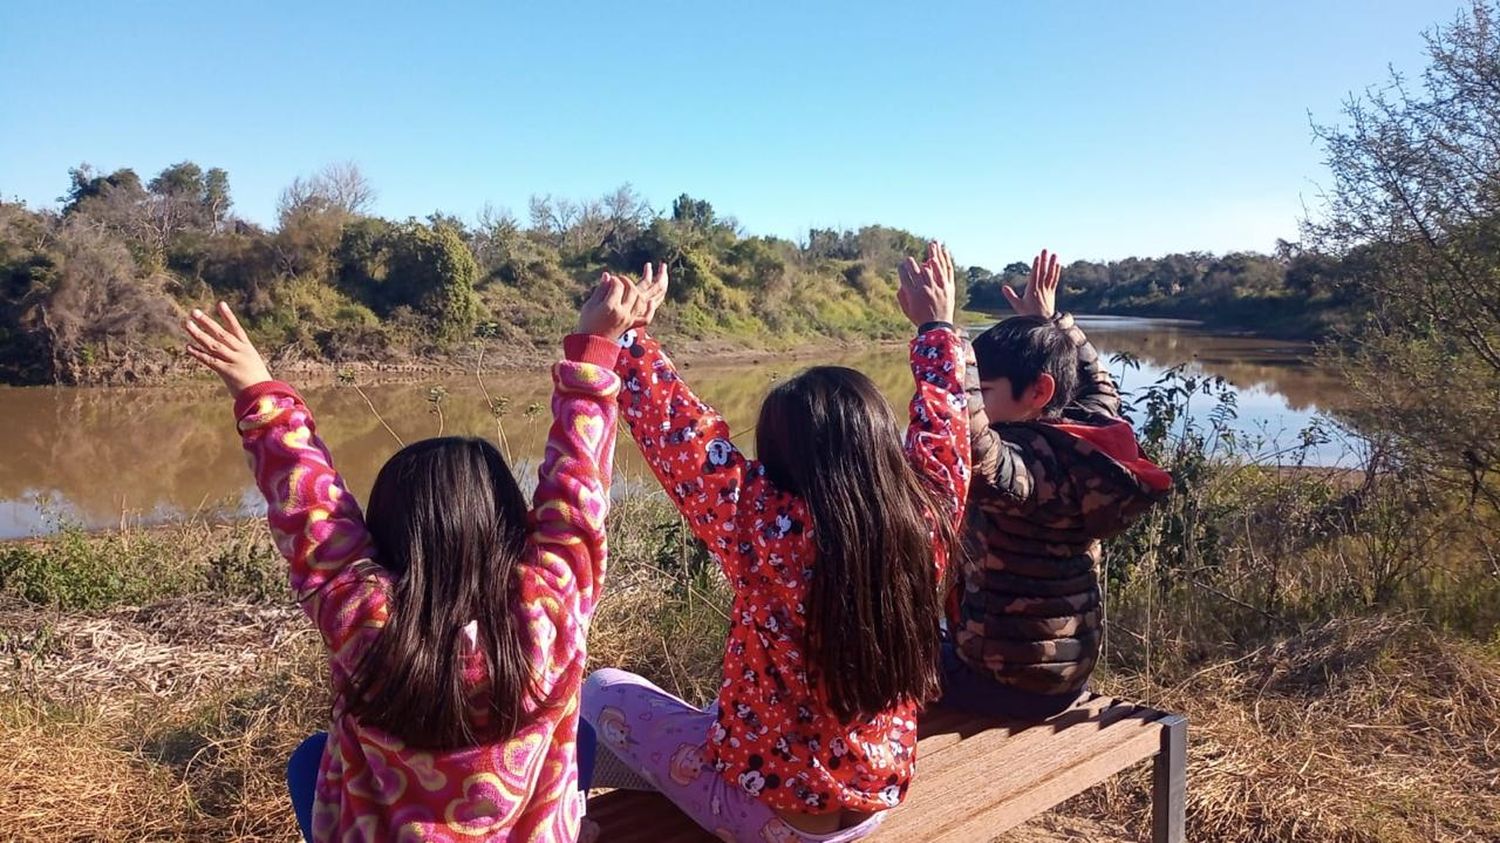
[0,523,282,610]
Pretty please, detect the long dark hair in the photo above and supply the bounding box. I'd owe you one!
[343,436,535,750]
[756,366,957,722]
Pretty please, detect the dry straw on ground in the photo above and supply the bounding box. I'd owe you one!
[1,596,306,706]
[1,594,326,842]
[1071,615,1500,843]
[3,506,1498,841]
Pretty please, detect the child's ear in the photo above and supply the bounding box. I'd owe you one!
[1031,373,1057,411]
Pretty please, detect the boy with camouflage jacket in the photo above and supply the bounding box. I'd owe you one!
[944,249,1171,720]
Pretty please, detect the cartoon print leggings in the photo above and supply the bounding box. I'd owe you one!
[580,667,884,843]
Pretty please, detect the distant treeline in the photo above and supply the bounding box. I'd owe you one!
[964,246,1373,337]
[0,163,966,385]
[1,161,1363,385]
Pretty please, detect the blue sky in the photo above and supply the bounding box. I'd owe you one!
[0,1,1466,267]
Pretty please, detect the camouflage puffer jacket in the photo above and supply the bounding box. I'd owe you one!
[956,313,1171,696]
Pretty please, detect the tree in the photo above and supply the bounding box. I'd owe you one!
[599,184,653,262]
[805,228,859,260]
[339,220,480,341]
[1306,1,1500,510]
[391,222,479,340]
[11,218,177,383]
[527,194,580,247]
[61,165,144,214]
[147,161,215,244]
[203,167,232,231]
[148,161,204,198]
[671,194,715,229]
[275,164,373,278]
[278,162,375,220]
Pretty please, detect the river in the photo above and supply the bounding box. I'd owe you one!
[0,317,1355,539]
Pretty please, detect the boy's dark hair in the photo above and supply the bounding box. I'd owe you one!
[344,436,537,750]
[755,366,957,722]
[971,316,1079,417]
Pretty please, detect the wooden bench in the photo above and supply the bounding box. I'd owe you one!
[588,692,1186,842]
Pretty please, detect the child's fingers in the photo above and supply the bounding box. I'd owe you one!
[640,266,668,312]
[217,301,249,342]
[585,274,609,306]
[191,308,235,345]
[619,277,642,313]
[184,321,231,358]
[899,256,921,289]
[637,265,658,304]
[185,344,227,371]
[190,308,238,348]
[603,275,626,309]
[925,257,945,290]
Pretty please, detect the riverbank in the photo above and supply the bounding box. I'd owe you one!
[11,329,923,390]
[0,306,1316,390]
[1068,303,1341,342]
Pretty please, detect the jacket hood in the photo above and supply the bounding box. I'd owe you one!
[1028,414,1173,538]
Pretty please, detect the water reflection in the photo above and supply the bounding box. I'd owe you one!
[0,318,1351,538]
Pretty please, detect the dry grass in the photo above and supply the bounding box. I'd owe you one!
[1056,615,1500,843]
[0,596,326,841]
[2,496,1498,841]
[0,496,707,842]
[1,596,307,705]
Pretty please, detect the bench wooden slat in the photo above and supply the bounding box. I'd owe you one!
[891,697,1143,798]
[873,704,1167,840]
[590,696,1174,843]
[908,722,1164,843]
[914,692,1119,758]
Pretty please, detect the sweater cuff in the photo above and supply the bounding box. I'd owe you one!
[564,333,624,367]
[233,379,299,418]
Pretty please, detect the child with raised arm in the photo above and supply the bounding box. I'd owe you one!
[580,247,970,841]
[182,276,640,842]
[944,250,1171,721]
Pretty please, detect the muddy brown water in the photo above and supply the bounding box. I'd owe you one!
[0,318,1354,539]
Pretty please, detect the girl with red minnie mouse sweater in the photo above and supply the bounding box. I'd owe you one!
[582,244,969,841]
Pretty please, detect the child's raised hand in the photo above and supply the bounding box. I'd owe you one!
[634,262,670,328]
[183,302,272,398]
[578,272,646,338]
[898,241,956,327]
[1003,249,1061,319]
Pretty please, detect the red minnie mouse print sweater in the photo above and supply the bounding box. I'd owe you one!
[614,327,970,815]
